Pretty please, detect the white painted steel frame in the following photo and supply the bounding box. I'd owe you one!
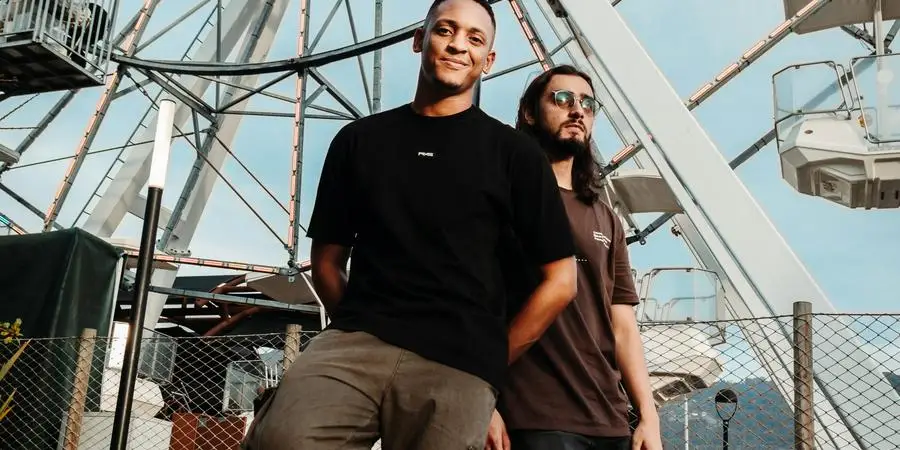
[42,0,159,232]
[557,0,900,448]
[83,0,290,330]
[82,0,260,237]
[534,2,851,444]
[39,0,896,445]
[141,0,290,330]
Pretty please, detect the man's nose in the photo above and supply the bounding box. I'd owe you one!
[568,106,585,118]
[446,33,468,53]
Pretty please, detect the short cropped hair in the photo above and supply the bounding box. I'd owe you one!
[426,0,496,30]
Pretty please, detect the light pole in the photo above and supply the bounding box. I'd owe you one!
[109,98,177,450]
[714,388,739,450]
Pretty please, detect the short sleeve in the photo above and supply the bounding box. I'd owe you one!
[507,134,576,265]
[611,214,640,306]
[306,125,356,247]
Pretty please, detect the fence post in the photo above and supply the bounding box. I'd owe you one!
[283,324,302,374]
[793,301,814,450]
[63,328,98,450]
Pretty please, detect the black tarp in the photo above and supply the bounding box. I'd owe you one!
[0,227,123,338]
[0,227,123,449]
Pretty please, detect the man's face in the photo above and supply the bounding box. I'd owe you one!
[532,74,598,147]
[414,0,496,94]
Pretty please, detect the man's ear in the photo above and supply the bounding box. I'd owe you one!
[413,27,424,53]
[482,49,496,74]
[523,107,536,126]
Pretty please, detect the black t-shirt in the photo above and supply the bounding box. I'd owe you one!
[306,103,576,389]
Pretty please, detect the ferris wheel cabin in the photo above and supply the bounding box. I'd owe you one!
[0,0,117,98]
[776,0,900,209]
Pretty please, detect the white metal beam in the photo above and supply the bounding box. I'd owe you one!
[529,0,648,232]
[127,193,175,227]
[555,0,900,448]
[141,0,290,330]
[538,12,850,440]
[672,217,856,450]
[82,0,261,237]
[41,0,160,232]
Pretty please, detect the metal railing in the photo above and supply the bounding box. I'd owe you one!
[772,53,900,147]
[0,325,307,450]
[0,309,898,449]
[0,0,117,76]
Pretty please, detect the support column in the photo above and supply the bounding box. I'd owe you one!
[288,0,311,266]
[372,0,383,113]
[793,301,814,450]
[42,0,159,232]
[282,324,302,373]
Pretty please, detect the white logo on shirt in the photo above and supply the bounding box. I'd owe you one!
[592,231,611,249]
[417,151,434,158]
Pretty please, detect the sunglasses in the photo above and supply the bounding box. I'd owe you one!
[551,90,601,115]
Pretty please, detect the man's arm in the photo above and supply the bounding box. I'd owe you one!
[507,256,577,364]
[309,242,351,316]
[608,223,660,434]
[611,304,657,418]
[611,302,662,449]
[306,125,357,315]
[505,136,578,364]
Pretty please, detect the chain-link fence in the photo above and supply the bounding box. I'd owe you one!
[639,315,796,450]
[638,311,900,450]
[0,309,898,449]
[0,325,313,450]
[809,313,900,450]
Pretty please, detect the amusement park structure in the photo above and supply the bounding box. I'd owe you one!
[0,0,898,449]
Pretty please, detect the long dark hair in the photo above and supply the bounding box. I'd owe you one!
[516,65,603,206]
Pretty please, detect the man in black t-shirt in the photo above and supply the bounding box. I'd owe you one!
[241,1,577,449]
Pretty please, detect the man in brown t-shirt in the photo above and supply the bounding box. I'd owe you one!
[487,65,663,450]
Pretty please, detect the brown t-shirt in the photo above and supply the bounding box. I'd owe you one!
[498,187,640,437]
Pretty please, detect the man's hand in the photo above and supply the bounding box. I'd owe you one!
[631,416,663,450]
[484,409,510,450]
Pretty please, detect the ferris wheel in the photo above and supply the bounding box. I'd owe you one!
[1,0,898,272]
[0,1,899,448]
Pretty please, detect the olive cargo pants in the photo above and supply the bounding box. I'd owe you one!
[241,329,497,450]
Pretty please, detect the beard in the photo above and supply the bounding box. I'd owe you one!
[532,122,591,163]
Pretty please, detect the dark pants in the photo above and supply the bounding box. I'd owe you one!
[509,430,631,450]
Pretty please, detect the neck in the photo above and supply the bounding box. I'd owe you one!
[411,72,475,117]
[551,157,574,190]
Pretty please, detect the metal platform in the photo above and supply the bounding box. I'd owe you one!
[0,0,117,97]
[783,0,900,35]
[0,39,102,95]
[608,168,683,214]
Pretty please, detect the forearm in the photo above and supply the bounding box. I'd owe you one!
[311,264,348,316]
[615,326,657,418]
[309,242,352,317]
[507,265,576,364]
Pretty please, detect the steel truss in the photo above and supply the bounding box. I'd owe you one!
[0,0,897,447]
[556,1,900,448]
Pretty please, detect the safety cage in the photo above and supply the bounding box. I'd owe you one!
[0,0,118,97]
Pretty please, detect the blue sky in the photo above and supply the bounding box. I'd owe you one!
[0,0,897,314]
